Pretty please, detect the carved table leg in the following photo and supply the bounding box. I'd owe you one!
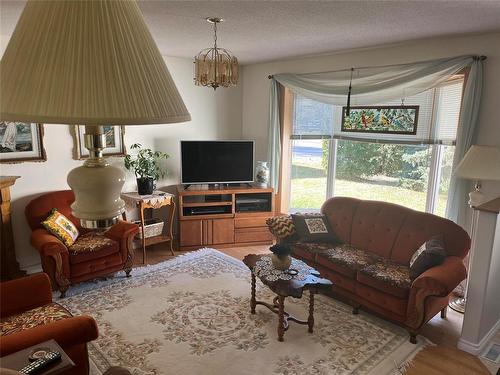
[308,291,315,333]
[250,273,256,314]
[278,295,285,342]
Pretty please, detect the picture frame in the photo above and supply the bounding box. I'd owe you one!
[72,125,126,160]
[0,122,47,163]
[342,106,419,135]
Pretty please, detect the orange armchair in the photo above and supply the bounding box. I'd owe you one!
[25,190,139,297]
[0,273,98,375]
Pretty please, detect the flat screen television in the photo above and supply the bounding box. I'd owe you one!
[181,140,255,185]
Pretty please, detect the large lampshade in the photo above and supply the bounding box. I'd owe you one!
[0,0,191,228]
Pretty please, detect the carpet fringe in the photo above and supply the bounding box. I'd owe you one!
[393,336,435,374]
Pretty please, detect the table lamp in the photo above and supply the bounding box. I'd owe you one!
[0,0,191,229]
[448,144,500,313]
[454,145,500,207]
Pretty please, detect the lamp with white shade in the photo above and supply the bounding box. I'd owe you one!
[448,145,500,313]
[0,0,191,229]
[454,145,500,207]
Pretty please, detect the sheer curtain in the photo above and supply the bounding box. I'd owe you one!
[268,55,484,224]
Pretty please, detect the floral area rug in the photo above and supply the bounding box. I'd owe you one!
[59,248,431,375]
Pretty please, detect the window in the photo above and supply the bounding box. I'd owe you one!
[288,78,464,217]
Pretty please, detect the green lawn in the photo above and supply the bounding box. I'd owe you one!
[290,167,447,217]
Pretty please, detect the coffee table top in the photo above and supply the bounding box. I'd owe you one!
[243,254,332,298]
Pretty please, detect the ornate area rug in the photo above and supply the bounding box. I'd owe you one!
[60,248,431,375]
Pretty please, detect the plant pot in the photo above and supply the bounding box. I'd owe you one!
[271,254,292,271]
[137,178,155,195]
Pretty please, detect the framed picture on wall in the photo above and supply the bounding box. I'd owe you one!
[72,125,126,160]
[0,122,47,163]
[342,106,419,135]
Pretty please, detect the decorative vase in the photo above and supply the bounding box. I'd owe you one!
[137,177,155,195]
[255,161,270,187]
[271,254,292,271]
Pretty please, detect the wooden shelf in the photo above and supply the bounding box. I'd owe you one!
[183,201,232,207]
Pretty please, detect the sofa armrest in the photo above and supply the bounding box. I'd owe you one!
[0,315,98,356]
[0,274,53,318]
[406,256,466,329]
[105,220,139,242]
[31,228,69,257]
[412,256,467,295]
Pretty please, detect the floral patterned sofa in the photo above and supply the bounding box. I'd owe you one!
[267,197,470,343]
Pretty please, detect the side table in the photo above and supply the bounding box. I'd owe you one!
[0,339,75,374]
[121,191,176,264]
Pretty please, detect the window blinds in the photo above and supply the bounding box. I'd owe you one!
[292,78,464,145]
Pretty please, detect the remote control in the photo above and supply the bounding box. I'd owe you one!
[19,351,61,374]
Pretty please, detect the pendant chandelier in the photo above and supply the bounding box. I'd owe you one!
[194,17,238,90]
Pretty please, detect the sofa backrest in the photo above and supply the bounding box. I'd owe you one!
[321,197,470,264]
[25,190,80,230]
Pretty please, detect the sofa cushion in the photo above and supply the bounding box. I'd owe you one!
[358,259,411,298]
[69,232,119,264]
[0,303,72,336]
[291,214,340,243]
[266,215,297,241]
[316,244,379,278]
[291,241,333,261]
[409,234,446,280]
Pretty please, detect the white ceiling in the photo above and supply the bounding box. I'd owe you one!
[1,0,500,65]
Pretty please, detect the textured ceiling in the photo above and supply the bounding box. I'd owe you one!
[1,1,500,64]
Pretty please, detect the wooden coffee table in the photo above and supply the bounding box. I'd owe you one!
[243,253,332,342]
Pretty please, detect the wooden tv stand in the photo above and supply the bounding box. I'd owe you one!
[177,184,274,250]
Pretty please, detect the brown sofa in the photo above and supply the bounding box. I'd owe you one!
[269,197,470,343]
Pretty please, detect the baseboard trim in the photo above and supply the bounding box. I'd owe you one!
[458,318,500,355]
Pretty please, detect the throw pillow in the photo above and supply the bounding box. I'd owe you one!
[42,209,79,247]
[266,215,297,240]
[409,234,447,280]
[291,213,340,243]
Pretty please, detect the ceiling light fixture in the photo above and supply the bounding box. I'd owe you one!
[194,17,238,90]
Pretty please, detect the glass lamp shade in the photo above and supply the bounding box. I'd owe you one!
[194,48,239,89]
[0,0,191,228]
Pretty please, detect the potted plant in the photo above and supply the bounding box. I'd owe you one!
[269,243,292,270]
[124,143,169,195]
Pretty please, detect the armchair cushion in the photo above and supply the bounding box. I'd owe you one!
[41,209,79,247]
[1,303,72,336]
[69,232,117,255]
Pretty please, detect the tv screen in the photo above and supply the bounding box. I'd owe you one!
[181,141,255,184]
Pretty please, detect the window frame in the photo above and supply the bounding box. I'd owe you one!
[281,72,467,216]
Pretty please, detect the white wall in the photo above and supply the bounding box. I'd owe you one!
[241,32,500,201]
[1,56,243,272]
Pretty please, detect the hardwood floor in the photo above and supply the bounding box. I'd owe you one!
[133,243,491,375]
